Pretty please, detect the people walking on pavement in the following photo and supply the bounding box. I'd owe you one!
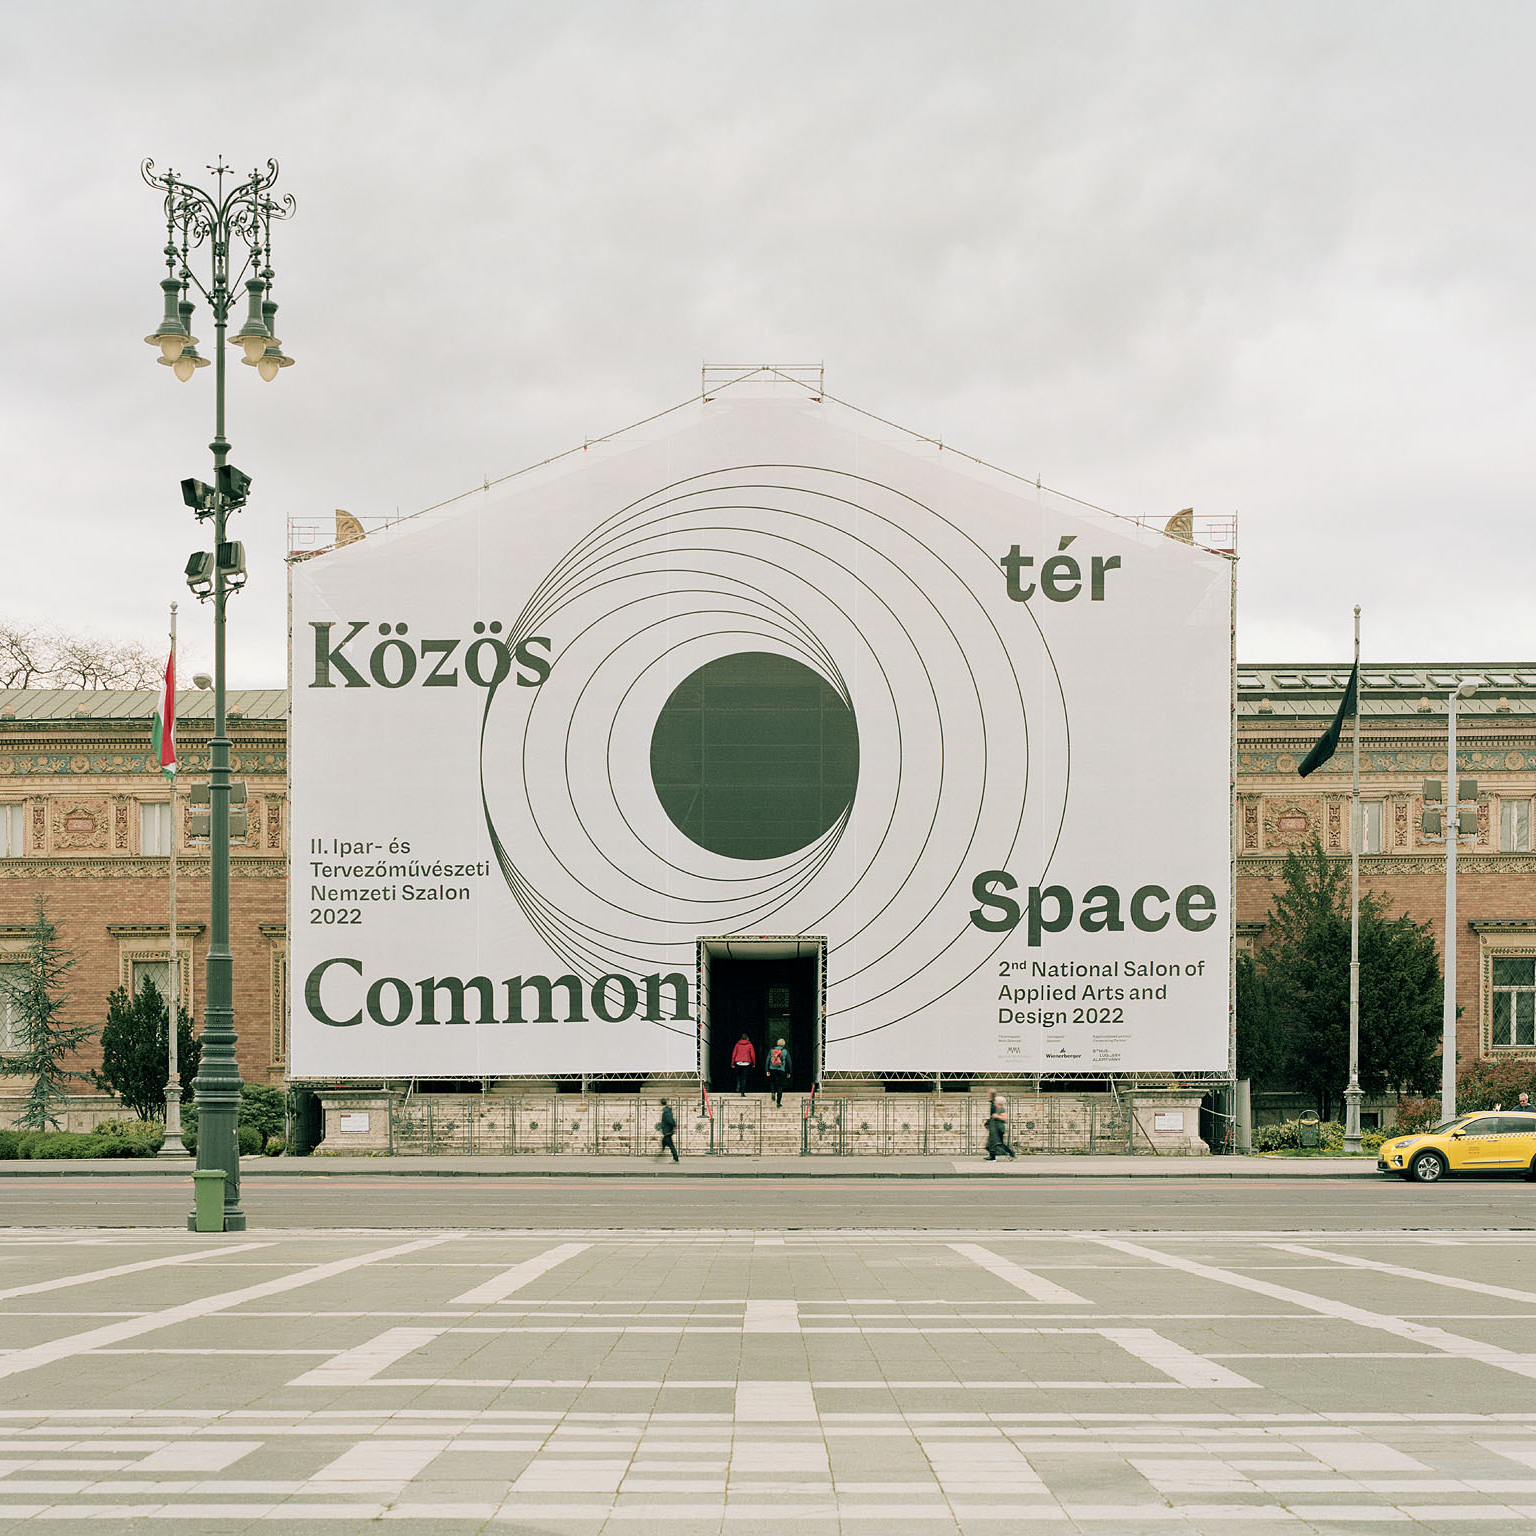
[986,1092,1015,1160]
[766,1037,791,1106]
[731,1033,756,1095]
[658,1098,679,1162]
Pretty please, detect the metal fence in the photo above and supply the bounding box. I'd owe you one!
[385,1091,1141,1156]
[802,1095,1134,1156]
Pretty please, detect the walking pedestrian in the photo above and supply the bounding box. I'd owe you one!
[730,1033,756,1095]
[766,1037,792,1106]
[658,1098,679,1163]
[986,1092,1016,1160]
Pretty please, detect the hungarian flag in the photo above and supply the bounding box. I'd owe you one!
[1297,662,1358,777]
[152,651,176,779]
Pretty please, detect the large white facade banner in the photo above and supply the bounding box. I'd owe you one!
[289,396,1233,1078]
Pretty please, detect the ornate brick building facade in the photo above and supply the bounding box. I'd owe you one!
[0,689,287,1125]
[1237,665,1536,1080]
[2,667,1532,1131]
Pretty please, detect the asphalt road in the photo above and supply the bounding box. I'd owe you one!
[3,1173,1534,1230]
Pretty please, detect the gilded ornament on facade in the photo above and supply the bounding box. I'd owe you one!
[53,798,109,850]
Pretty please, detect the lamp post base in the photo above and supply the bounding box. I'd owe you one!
[1343,1084,1363,1155]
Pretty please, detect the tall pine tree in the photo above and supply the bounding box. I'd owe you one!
[1258,840,1442,1115]
[0,898,96,1130]
[94,977,200,1121]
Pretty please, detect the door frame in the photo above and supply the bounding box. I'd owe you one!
[696,935,826,1093]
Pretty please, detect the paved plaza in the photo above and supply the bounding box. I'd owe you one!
[1,1224,1536,1531]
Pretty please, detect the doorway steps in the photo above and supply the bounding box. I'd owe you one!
[711,1094,806,1155]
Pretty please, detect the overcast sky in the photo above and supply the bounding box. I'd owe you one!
[2,1,1531,686]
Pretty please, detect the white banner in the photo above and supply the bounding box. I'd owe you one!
[289,397,1232,1078]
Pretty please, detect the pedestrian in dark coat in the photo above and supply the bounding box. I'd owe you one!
[766,1037,792,1106]
[986,1093,1016,1160]
[658,1099,678,1162]
[730,1034,756,1095]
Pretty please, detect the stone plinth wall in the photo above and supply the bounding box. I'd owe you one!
[0,1094,135,1135]
[314,1089,1212,1156]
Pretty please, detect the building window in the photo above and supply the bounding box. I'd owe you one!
[139,802,173,857]
[1361,800,1384,854]
[1491,956,1536,1050]
[0,804,23,857]
[1,969,23,1052]
[115,937,194,1016]
[130,959,172,1002]
[1501,798,1532,853]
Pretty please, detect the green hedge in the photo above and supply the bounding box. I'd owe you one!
[1254,1119,1393,1154]
[178,1086,286,1156]
[1254,1119,1338,1152]
[263,1135,286,1157]
[93,1120,165,1155]
[0,1124,164,1159]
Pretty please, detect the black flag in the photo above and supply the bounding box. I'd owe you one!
[1297,662,1358,777]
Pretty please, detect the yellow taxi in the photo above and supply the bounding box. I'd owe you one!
[1378,1110,1536,1183]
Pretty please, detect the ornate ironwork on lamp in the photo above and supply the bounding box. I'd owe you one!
[142,157,296,1233]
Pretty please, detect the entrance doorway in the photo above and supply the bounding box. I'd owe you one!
[698,937,823,1094]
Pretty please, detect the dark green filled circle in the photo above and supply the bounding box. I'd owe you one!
[649,651,859,860]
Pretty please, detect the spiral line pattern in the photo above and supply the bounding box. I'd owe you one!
[480,464,1068,1055]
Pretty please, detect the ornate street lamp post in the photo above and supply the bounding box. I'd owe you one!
[142,158,295,1232]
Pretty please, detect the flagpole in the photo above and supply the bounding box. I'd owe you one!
[1343,607,1363,1153]
[160,604,186,1158]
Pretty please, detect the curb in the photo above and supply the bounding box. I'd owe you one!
[0,1157,1383,1180]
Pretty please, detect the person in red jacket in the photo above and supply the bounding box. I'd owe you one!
[730,1033,756,1095]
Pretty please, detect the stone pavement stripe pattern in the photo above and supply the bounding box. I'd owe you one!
[0,1242,270,1303]
[946,1243,1093,1304]
[1099,1236,1536,1383]
[1273,1241,1536,1304]
[5,1231,1536,1529]
[447,1240,590,1304]
[0,1233,461,1382]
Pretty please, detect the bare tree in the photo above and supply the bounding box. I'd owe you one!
[47,632,159,689]
[0,621,53,688]
[0,622,161,690]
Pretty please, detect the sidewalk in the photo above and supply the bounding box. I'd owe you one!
[0,1153,1379,1179]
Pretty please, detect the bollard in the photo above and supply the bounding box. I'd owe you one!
[190,1168,227,1233]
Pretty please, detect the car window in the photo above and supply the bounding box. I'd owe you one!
[1465,1117,1503,1135]
[1499,1115,1536,1137]
[1423,1118,1469,1135]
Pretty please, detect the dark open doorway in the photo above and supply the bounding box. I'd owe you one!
[699,938,822,1093]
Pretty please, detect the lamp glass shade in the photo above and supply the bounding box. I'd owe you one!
[257,353,280,382]
[239,335,269,364]
[173,354,197,382]
[158,334,187,363]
